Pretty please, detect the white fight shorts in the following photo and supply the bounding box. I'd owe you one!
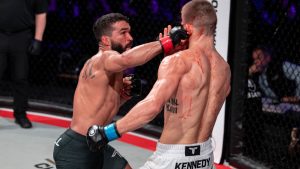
[139,138,215,169]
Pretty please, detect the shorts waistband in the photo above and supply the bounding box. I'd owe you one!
[65,128,86,143]
[156,138,213,156]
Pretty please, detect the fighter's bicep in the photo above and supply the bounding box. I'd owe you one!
[148,77,179,109]
[153,69,184,104]
[160,77,179,101]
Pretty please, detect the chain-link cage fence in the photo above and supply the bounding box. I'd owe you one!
[229,0,300,168]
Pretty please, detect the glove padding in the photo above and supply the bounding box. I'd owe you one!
[86,125,108,152]
[160,26,189,55]
[128,74,142,97]
[86,123,120,152]
[121,74,142,100]
[28,39,42,56]
[169,26,189,46]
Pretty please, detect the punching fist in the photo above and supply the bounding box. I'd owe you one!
[120,74,142,100]
[86,123,120,152]
[28,39,42,56]
[126,74,142,97]
[159,26,189,55]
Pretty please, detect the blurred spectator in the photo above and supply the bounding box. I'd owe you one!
[244,46,265,159]
[288,127,300,157]
[249,46,298,104]
[249,46,277,100]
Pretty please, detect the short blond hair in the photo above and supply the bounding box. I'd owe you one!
[182,0,217,35]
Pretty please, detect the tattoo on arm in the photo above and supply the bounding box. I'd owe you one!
[165,98,178,113]
[82,60,95,80]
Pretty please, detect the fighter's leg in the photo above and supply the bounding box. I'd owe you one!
[101,144,132,169]
[54,129,103,169]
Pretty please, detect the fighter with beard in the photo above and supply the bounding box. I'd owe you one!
[53,13,188,169]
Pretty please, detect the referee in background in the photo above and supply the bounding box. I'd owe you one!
[0,0,48,128]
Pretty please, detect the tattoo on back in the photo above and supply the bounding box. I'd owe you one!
[165,98,178,113]
[82,60,95,79]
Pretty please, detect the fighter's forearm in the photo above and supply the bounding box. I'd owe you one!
[116,99,162,135]
[121,41,162,67]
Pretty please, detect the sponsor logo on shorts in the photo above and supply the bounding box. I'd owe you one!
[34,158,55,169]
[54,137,62,147]
[112,150,123,158]
[185,145,200,156]
[174,158,210,169]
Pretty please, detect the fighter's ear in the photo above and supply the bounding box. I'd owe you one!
[101,36,111,46]
[184,24,193,35]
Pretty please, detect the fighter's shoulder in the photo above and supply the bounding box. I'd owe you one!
[164,50,190,61]
[212,51,228,65]
[101,50,120,58]
[211,52,231,76]
[162,51,186,65]
[160,51,189,73]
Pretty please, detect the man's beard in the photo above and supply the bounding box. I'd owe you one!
[111,41,126,53]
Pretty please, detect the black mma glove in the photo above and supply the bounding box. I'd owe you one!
[159,26,189,55]
[86,123,120,152]
[121,74,142,100]
[28,39,42,56]
[128,74,142,97]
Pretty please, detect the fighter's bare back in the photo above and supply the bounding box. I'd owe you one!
[159,49,231,144]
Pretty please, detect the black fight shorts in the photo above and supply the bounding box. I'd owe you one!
[53,128,128,169]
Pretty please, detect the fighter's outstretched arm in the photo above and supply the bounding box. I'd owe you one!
[103,26,188,72]
[103,41,162,72]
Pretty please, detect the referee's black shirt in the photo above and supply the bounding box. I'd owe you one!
[0,0,48,32]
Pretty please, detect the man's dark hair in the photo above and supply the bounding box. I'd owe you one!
[93,13,129,42]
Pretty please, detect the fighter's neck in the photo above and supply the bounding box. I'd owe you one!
[98,43,111,51]
[189,36,214,51]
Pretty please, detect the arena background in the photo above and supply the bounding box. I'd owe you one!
[0,0,299,168]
